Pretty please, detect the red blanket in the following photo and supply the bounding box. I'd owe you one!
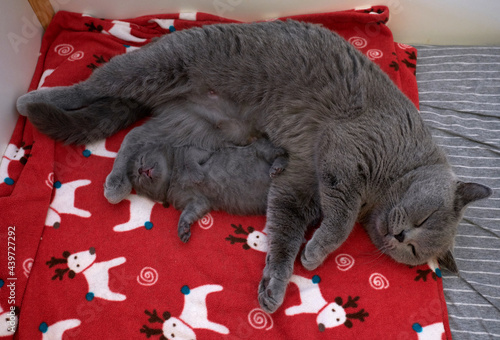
[0,6,450,339]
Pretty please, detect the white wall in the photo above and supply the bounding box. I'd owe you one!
[0,2,43,156]
[1,0,500,153]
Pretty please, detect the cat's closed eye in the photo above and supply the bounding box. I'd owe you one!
[415,210,437,228]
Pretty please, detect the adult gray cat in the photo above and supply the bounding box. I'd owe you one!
[104,131,287,243]
[17,20,492,313]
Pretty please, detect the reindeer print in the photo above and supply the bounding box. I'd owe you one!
[285,275,368,332]
[0,142,32,185]
[82,140,117,158]
[0,304,18,336]
[414,258,442,282]
[106,20,147,43]
[113,194,157,232]
[45,178,92,228]
[46,248,126,301]
[225,224,268,252]
[38,319,81,340]
[412,322,445,340]
[140,284,229,339]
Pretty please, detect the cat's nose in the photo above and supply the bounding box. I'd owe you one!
[394,231,405,243]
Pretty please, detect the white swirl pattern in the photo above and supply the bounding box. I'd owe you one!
[367,49,383,60]
[335,253,355,271]
[23,258,34,278]
[248,308,273,330]
[68,51,85,61]
[54,44,74,56]
[137,267,159,286]
[348,36,368,49]
[369,273,390,290]
[197,213,214,229]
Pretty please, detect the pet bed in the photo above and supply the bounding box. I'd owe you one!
[0,6,464,339]
[414,45,500,340]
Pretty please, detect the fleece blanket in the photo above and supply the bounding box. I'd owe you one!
[0,6,451,339]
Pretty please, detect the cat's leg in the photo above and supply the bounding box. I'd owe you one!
[269,156,288,178]
[177,197,211,243]
[104,124,155,204]
[258,164,320,313]
[300,143,363,271]
[180,147,212,185]
[16,83,106,116]
[250,138,288,177]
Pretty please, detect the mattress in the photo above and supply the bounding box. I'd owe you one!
[415,45,500,339]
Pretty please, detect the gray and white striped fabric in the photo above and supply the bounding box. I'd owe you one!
[415,46,500,339]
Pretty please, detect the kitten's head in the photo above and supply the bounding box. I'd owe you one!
[366,165,492,272]
[129,144,171,203]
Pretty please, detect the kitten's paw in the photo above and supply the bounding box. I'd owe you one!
[178,221,192,243]
[104,173,132,204]
[269,165,285,178]
[258,276,287,314]
[300,244,326,271]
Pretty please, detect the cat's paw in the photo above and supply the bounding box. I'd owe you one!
[104,173,132,204]
[178,221,192,243]
[269,164,285,178]
[300,244,326,271]
[258,275,287,314]
[16,90,48,116]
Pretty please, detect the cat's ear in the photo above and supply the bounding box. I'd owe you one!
[454,182,492,212]
[438,250,459,274]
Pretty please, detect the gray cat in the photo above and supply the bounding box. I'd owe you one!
[104,130,287,243]
[17,20,492,313]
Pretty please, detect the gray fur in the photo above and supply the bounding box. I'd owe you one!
[104,133,287,242]
[18,20,492,313]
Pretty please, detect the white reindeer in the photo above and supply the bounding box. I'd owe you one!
[0,142,31,186]
[113,194,157,232]
[46,248,126,301]
[0,304,17,337]
[45,178,92,228]
[225,224,268,252]
[140,284,229,339]
[39,319,81,340]
[83,140,117,158]
[285,275,368,332]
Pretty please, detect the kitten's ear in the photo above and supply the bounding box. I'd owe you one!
[454,182,492,211]
[438,250,459,274]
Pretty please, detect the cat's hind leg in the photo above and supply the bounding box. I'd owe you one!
[23,98,150,145]
[250,138,288,177]
[177,197,211,243]
[16,85,98,116]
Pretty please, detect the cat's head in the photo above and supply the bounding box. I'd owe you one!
[129,144,171,203]
[365,165,492,273]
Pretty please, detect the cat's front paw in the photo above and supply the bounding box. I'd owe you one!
[300,243,326,271]
[178,220,192,243]
[104,173,132,204]
[258,275,287,314]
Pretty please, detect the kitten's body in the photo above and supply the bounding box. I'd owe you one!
[105,134,287,243]
[18,20,492,313]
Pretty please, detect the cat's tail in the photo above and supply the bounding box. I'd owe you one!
[25,98,151,145]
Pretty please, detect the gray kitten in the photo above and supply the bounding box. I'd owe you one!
[18,20,492,313]
[104,131,287,243]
